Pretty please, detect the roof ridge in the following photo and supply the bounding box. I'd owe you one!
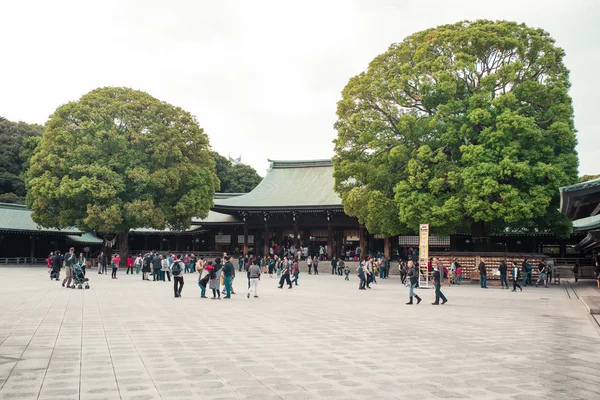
[268,159,333,169]
[0,202,28,210]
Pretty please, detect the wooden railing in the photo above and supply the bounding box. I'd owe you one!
[0,257,47,265]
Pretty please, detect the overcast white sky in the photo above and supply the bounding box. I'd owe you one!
[2,0,598,176]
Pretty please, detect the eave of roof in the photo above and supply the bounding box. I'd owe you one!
[572,214,600,231]
[0,202,82,235]
[559,178,600,217]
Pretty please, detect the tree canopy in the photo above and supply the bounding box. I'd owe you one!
[580,174,600,183]
[333,20,578,241]
[25,87,218,259]
[0,118,44,204]
[210,151,262,193]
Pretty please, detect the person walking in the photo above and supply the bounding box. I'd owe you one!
[198,261,213,298]
[183,253,191,274]
[431,258,448,305]
[478,260,487,288]
[406,260,422,305]
[331,257,337,275]
[357,261,366,290]
[171,255,184,297]
[134,253,143,275]
[498,260,509,289]
[97,251,107,274]
[210,259,222,299]
[142,253,152,280]
[511,261,522,292]
[52,250,62,281]
[62,247,76,287]
[111,253,120,279]
[222,256,235,299]
[161,255,171,281]
[536,259,547,287]
[313,257,319,275]
[278,258,293,289]
[572,261,579,283]
[291,259,299,286]
[456,264,463,285]
[337,258,345,276]
[307,255,313,275]
[126,256,134,274]
[247,261,261,298]
[152,252,161,281]
[344,264,350,281]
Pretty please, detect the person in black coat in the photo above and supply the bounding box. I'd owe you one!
[51,251,62,281]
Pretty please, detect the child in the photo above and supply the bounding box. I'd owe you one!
[344,264,350,281]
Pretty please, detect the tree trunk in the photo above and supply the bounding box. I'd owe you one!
[471,221,491,252]
[117,230,130,268]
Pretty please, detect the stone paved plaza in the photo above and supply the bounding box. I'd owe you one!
[0,266,599,400]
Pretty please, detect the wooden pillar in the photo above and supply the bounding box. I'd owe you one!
[264,222,269,257]
[384,237,391,259]
[243,218,249,257]
[293,213,299,247]
[359,224,366,260]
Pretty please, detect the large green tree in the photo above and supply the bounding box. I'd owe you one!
[333,20,578,246]
[0,117,44,204]
[25,87,218,263]
[209,151,262,193]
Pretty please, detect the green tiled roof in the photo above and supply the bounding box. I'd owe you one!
[213,159,342,211]
[0,203,82,235]
[572,214,600,231]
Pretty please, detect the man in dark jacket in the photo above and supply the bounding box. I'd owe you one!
[152,252,161,281]
[478,261,488,288]
[331,257,337,275]
[222,256,235,299]
[51,251,62,281]
[432,258,448,305]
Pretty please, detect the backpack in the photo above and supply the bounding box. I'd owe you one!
[172,261,182,276]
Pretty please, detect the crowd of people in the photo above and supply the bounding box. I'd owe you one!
[46,246,600,305]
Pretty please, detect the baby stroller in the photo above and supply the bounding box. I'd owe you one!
[71,265,90,289]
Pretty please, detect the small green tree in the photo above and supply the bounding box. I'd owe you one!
[210,151,262,193]
[579,174,600,183]
[334,20,578,247]
[228,163,263,193]
[25,87,218,262]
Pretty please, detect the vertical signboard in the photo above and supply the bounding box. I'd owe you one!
[419,224,429,286]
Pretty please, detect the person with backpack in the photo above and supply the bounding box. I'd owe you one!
[142,253,152,280]
[51,250,62,281]
[406,260,422,305]
[511,261,522,292]
[171,254,184,297]
[291,258,300,286]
